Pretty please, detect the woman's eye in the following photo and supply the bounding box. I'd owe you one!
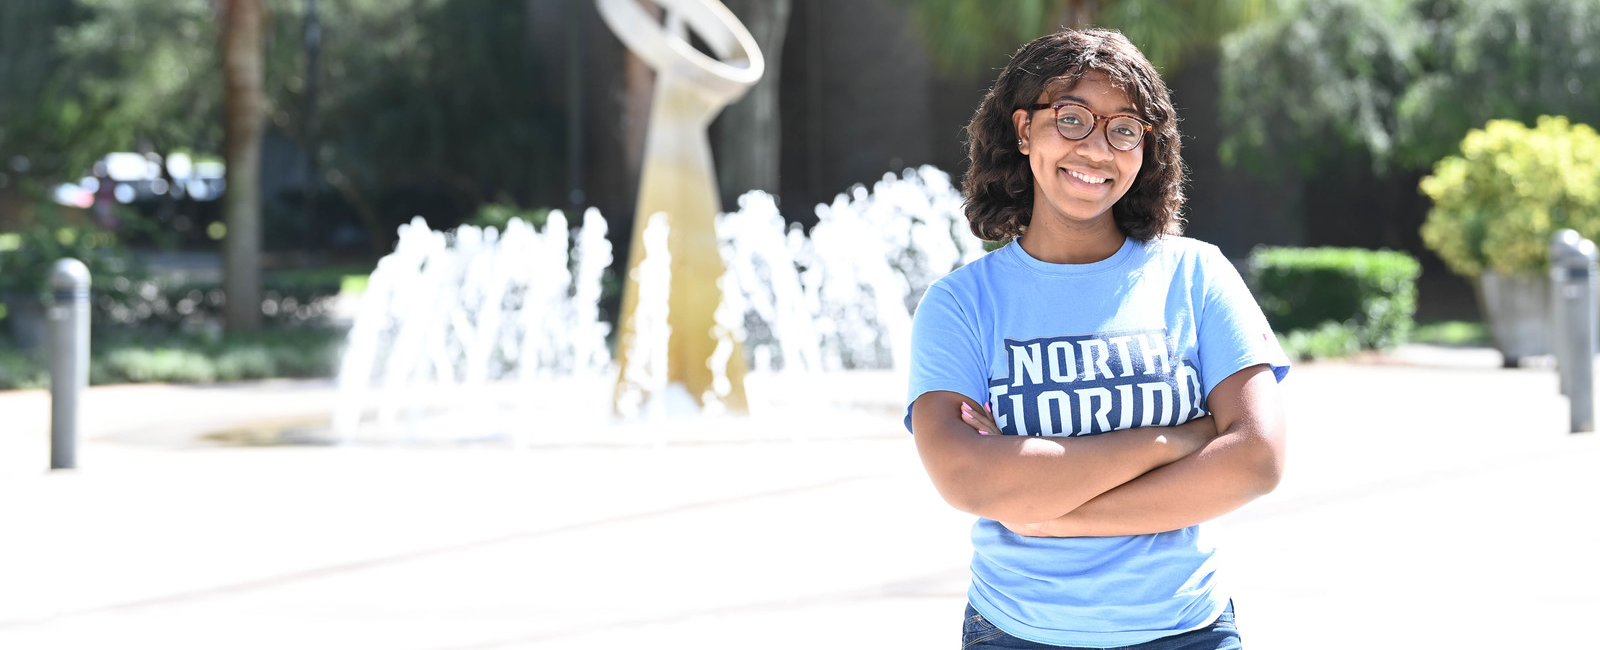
[1112,125,1136,137]
[1059,115,1085,126]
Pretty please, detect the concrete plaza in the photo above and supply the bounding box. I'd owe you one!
[0,346,1595,649]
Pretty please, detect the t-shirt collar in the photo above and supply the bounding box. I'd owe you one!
[1004,236,1137,276]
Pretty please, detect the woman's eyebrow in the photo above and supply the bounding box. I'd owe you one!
[1056,94,1140,116]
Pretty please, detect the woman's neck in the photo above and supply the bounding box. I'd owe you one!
[1018,214,1125,264]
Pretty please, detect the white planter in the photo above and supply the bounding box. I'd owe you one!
[1475,270,1551,366]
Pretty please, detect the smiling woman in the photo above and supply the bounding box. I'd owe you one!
[1013,72,1148,263]
[907,28,1290,649]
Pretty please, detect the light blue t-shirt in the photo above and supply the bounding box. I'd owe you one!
[905,236,1289,647]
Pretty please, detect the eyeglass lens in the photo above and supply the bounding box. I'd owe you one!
[1055,105,1145,151]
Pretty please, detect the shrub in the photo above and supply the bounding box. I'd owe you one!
[1419,116,1600,277]
[88,328,345,385]
[0,348,47,390]
[101,348,219,383]
[464,203,549,231]
[0,199,151,345]
[1276,321,1363,361]
[1250,246,1421,350]
[1412,320,1490,346]
[96,266,356,334]
[0,327,347,389]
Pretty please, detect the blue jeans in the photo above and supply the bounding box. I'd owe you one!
[961,602,1241,650]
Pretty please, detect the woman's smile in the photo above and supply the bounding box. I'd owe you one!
[1064,167,1113,188]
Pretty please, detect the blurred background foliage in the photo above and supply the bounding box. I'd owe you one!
[3,0,1599,385]
[8,0,1598,255]
[902,0,1279,76]
[1220,0,1600,176]
[1,0,565,248]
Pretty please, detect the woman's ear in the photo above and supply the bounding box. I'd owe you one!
[1012,109,1032,155]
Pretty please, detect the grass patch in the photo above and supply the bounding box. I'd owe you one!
[1411,320,1490,346]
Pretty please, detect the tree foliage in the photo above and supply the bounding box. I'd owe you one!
[2,0,565,243]
[901,0,1276,77]
[304,0,564,211]
[0,1,138,182]
[59,0,225,159]
[1221,0,1600,176]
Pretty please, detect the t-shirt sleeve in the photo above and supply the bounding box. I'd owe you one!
[1196,246,1291,398]
[905,283,989,433]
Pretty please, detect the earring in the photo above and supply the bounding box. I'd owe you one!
[1017,139,1024,147]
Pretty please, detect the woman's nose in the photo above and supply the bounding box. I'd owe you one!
[1072,128,1116,161]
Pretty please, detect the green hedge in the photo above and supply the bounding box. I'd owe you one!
[95,268,353,333]
[1250,246,1421,351]
[0,327,346,390]
[1275,321,1362,361]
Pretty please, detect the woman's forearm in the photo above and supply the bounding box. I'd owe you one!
[1007,365,1286,537]
[913,391,1215,523]
[1023,425,1280,537]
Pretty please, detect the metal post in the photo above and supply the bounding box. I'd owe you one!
[1553,232,1575,397]
[1550,230,1598,433]
[49,259,91,469]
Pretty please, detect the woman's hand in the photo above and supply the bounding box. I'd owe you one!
[1000,520,1062,537]
[1166,414,1219,457]
[962,398,1216,451]
[959,400,1001,435]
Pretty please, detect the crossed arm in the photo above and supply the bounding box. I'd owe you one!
[911,363,1285,536]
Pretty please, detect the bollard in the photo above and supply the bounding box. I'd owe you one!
[1550,230,1598,433]
[49,259,91,469]
[1553,232,1576,397]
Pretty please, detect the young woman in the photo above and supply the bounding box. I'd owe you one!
[906,29,1290,649]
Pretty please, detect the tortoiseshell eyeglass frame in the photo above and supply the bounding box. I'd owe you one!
[1028,101,1153,151]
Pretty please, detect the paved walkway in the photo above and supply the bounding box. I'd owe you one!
[0,346,1595,649]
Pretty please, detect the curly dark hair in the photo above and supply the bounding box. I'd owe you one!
[962,28,1185,242]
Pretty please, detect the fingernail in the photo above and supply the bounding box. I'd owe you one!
[961,403,972,413]
[979,430,991,435]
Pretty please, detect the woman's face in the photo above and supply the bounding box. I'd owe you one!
[1012,72,1144,231]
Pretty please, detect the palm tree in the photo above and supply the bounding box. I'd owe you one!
[221,0,265,332]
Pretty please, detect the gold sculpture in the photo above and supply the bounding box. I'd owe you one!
[596,0,764,415]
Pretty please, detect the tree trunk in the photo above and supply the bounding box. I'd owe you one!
[1061,0,1099,28]
[712,0,790,207]
[221,0,264,332]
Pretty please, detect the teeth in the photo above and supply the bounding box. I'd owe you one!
[1068,170,1109,184]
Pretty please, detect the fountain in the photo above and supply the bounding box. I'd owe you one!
[331,209,614,443]
[330,166,983,444]
[719,165,986,373]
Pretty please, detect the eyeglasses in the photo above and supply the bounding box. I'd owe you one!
[1029,101,1153,151]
